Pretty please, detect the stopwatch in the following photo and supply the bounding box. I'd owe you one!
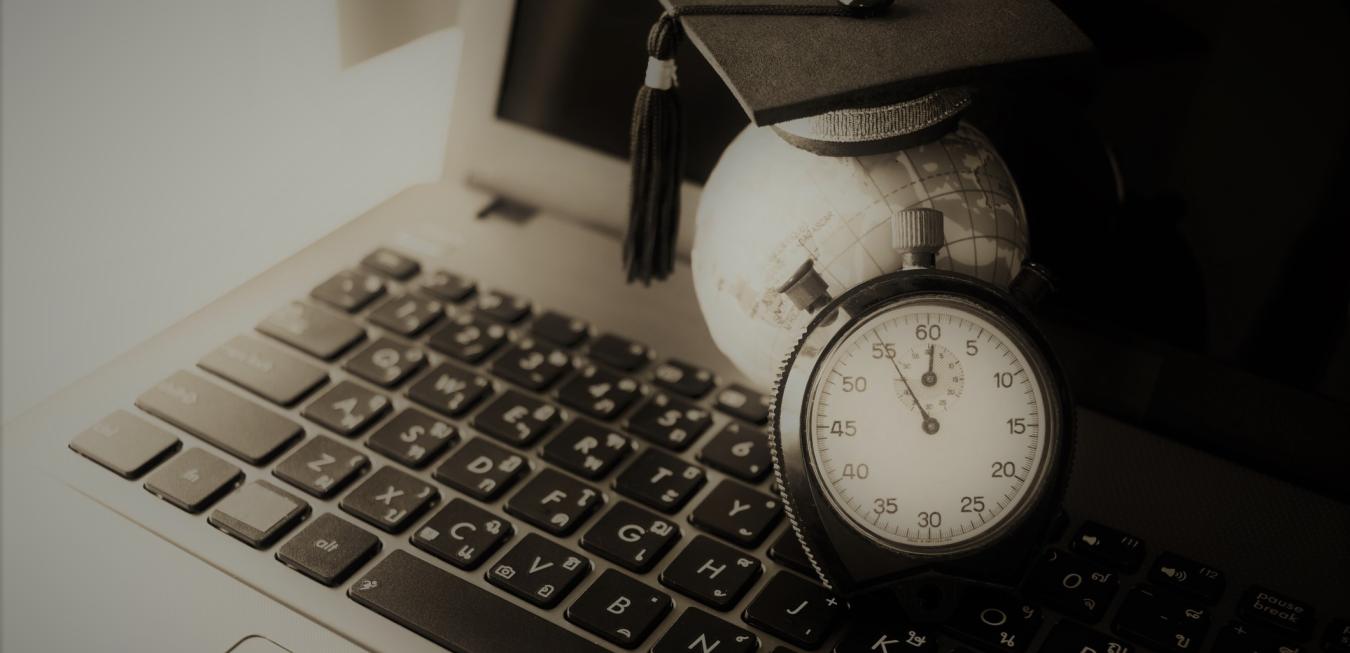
[771,208,1073,615]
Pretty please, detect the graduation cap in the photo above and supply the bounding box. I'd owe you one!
[624,0,1093,284]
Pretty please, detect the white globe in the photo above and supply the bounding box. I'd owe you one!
[691,122,1029,390]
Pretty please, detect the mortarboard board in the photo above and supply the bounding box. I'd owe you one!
[624,0,1093,284]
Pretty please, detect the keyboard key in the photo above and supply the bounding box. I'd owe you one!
[421,269,476,303]
[343,338,426,388]
[487,533,591,608]
[361,247,419,280]
[472,390,561,447]
[1041,620,1134,653]
[651,608,757,653]
[614,449,706,513]
[744,571,846,649]
[277,513,380,586]
[531,310,589,347]
[406,362,493,417]
[198,335,327,406]
[302,380,391,437]
[660,536,761,610]
[143,447,242,513]
[581,501,680,573]
[369,295,443,337]
[1025,549,1118,623]
[273,435,369,498]
[1326,619,1350,653]
[433,437,528,501]
[1113,586,1209,652]
[492,339,572,391]
[505,468,604,536]
[588,333,649,371]
[1238,586,1316,637]
[1216,620,1308,653]
[768,530,815,576]
[340,466,438,533]
[542,419,633,479]
[426,313,507,363]
[349,550,606,653]
[257,301,365,360]
[690,480,782,546]
[69,410,179,479]
[311,270,385,312]
[652,359,715,398]
[1072,520,1145,571]
[627,393,713,451]
[1149,552,1225,603]
[566,569,671,648]
[699,421,771,482]
[946,587,1041,653]
[137,371,302,465]
[837,619,938,651]
[208,480,309,548]
[713,383,770,424]
[557,365,641,420]
[366,408,456,468]
[412,499,512,570]
[475,289,532,323]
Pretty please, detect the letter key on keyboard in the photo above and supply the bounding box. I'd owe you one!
[565,569,671,648]
[340,466,438,533]
[272,435,369,498]
[486,533,591,608]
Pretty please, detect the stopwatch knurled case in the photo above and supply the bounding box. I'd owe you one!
[770,268,1077,603]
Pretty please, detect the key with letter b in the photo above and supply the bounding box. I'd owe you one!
[565,569,671,648]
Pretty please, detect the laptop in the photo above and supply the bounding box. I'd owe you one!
[4,1,1348,652]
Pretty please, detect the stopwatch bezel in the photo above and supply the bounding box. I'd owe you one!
[773,269,1073,586]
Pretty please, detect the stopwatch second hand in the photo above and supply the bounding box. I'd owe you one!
[887,353,940,434]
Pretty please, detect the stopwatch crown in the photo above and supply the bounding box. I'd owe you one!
[891,208,945,269]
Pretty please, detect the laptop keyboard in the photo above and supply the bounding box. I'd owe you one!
[66,247,1347,653]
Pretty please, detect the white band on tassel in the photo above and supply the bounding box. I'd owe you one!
[644,57,676,90]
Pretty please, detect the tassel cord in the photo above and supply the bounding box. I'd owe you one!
[626,2,866,284]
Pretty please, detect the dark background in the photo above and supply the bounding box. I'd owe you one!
[499,0,1350,413]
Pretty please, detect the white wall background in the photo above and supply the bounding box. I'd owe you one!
[1,1,461,420]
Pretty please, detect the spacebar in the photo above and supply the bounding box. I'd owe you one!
[349,550,607,653]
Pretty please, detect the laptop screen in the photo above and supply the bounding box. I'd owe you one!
[496,0,1350,497]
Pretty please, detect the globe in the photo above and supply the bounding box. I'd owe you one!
[691,122,1029,390]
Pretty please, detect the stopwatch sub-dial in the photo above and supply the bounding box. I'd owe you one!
[893,344,965,415]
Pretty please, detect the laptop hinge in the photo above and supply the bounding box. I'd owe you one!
[476,196,538,223]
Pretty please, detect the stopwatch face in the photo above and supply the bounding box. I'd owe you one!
[806,294,1053,552]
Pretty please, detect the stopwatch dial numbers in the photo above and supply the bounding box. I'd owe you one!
[808,300,1047,549]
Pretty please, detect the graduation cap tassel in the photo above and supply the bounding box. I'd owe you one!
[625,13,684,285]
[626,3,866,284]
